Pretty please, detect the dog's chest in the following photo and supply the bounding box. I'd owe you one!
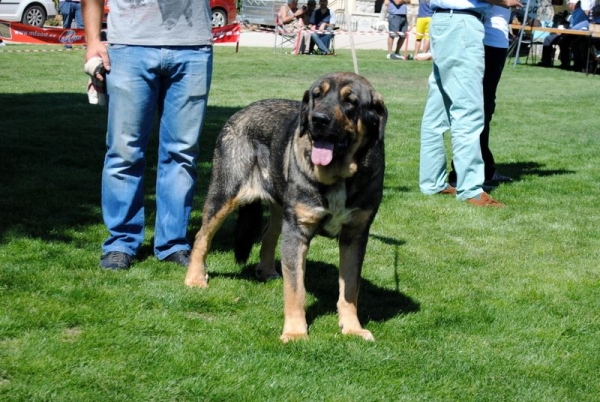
[320,182,355,237]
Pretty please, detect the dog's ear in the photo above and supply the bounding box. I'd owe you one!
[299,89,311,137]
[363,91,387,141]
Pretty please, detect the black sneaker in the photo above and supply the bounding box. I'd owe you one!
[163,250,190,267]
[100,252,133,270]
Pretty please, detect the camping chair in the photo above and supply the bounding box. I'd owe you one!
[528,20,553,65]
[506,35,532,64]
[273,14,297,53]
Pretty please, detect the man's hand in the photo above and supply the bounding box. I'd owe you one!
[85,43,110,81]
[82,0,110,80]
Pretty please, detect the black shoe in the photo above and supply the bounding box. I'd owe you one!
[484,172,513,186]
[163,250,190,267]
[100,252,133,270]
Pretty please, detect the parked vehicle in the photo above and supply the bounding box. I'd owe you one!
[101,0,237,28]
[211,0,237,27]
[0,0,57,27]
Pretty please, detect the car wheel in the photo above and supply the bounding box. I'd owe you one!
[21,5,47,27]
[211,9,227,28]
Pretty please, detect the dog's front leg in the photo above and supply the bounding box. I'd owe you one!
[279,216,313,343]
[337,209,375,341]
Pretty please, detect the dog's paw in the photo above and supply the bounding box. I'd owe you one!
[256,270,281,282]
[184,274,209,288]
[340,327,375,342]
[280,332,309,343]
[255,263,281,282]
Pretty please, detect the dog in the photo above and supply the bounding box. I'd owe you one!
[185,72,387,342]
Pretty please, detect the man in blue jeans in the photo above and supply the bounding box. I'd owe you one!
[59,0,83,48]
[309,0,335,55]
[419,0,521,207]
[82,0,213,270]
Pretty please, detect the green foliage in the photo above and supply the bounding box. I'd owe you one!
[0,44,599,401]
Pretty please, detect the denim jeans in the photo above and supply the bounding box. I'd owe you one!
[311,30,332,53]
[419,12,485,200]
[59,1,83,28]
[102,45,213,260]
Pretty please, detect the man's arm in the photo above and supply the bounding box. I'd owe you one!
[82,0,110,76]
[485,0,523,8]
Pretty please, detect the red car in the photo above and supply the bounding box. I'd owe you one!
[102,0,236,28]
[210,0,237,27]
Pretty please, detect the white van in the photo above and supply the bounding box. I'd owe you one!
[0,0,58,27]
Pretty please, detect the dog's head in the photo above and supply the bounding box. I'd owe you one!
[299,72,387,169]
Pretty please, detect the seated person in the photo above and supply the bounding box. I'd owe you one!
[308,0,335,55]
[537,0,586,67]
[279,0,308,53]
[296,0,317,54]
[557,16,596,69]
[569,5,600,71]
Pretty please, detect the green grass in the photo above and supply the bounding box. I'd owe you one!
[1,44,599,401]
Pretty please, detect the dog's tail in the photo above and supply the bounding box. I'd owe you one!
[234,200,263,264]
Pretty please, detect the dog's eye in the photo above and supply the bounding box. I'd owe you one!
[345,93,359,106]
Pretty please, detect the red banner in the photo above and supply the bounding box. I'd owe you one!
[0,20,240,45]
[212,23,240,44]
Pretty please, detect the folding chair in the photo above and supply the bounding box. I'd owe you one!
[527,22,549,65]
[273,14,297,53]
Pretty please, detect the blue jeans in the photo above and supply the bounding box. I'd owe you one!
[419,12,485,200]
[311,30,332,53]
[59,1,83,28]
[102,45,213,260]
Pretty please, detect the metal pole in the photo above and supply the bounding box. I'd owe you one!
[345,8,359,75]
[514,0,532,67]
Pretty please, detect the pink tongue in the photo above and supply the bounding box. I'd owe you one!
[311,141,334,166]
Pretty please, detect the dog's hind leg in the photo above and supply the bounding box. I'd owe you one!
[185,199,238,288]
[337,209,376,341]
[255,203,282,281]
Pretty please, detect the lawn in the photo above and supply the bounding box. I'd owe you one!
[1,43,599,401]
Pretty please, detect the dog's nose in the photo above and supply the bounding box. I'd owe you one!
[311,112,331,127]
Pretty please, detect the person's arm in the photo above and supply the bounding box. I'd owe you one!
[280,5,303,25]
[81,0,109,77]
[319,11,332,31]
[485,0,523,8]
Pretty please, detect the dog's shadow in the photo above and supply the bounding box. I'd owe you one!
[211,233,419,328]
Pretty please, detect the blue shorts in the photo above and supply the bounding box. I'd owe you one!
[388,14,408,38]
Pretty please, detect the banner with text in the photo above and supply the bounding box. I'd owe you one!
[0,21,240,45]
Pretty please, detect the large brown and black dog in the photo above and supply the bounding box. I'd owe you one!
[185,72,387,342]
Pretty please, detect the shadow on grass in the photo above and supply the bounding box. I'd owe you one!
[496,161,575,181]
[0,92,238,246]
[212,232,419,327]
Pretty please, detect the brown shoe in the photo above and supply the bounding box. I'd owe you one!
[466,192,505,208]
[437,185,456,195]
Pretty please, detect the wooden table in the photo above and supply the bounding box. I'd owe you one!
[509,24,597,37]
[509,24,600,74]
